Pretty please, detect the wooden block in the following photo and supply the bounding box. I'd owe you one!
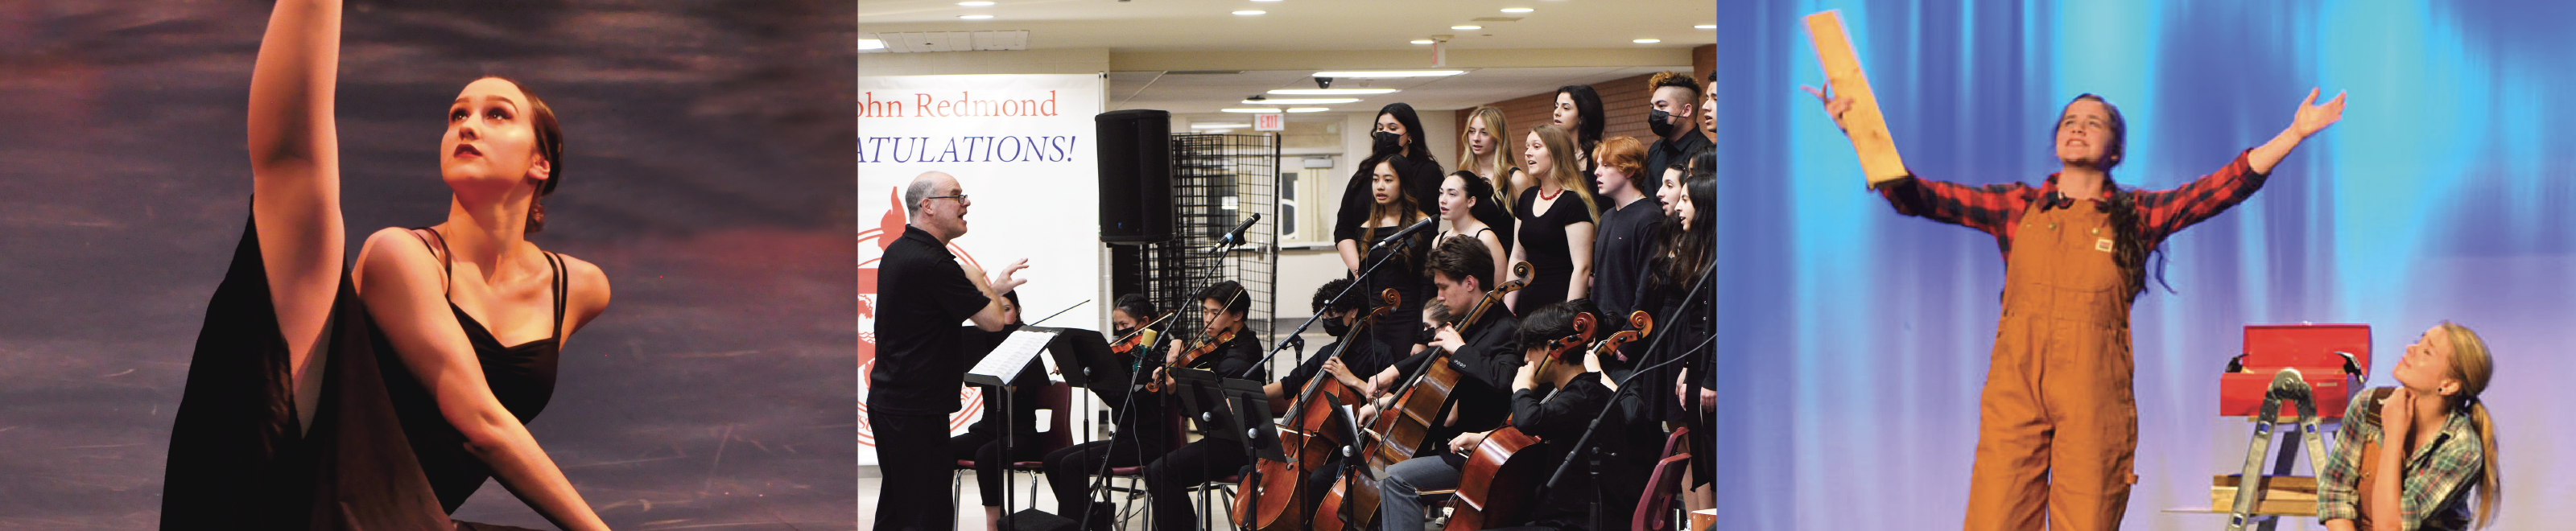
[1802,10,1909,187]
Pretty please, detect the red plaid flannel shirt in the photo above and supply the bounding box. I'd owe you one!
[1877,150,2268,257]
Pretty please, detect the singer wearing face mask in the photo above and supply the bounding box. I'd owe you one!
[1806,82,2347,529]
[1336,103,1445,275]
[1642,72,1710,199]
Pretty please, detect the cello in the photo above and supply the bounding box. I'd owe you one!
[1443,311,1650,530]
[1229,289,1399,531]
[1313,261,1530,531]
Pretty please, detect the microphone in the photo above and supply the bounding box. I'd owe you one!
[1208,213,1262,253]
[1368,216,1439,250]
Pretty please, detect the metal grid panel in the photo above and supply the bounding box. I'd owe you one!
[1156,134,1279,370]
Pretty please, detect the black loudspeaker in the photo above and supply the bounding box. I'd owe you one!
[1004,509,1080,531]
[1096,109,1173,243]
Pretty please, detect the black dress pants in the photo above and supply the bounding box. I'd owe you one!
[871,410,953,531]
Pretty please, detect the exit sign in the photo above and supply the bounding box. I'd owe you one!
[1253,113,1285,131]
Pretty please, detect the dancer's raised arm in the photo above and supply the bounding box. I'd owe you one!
[247,0,345,429]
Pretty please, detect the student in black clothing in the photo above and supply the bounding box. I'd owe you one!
[1492,299,1645,531]
[1587,137,1665,352]
[1439,171,1514,290]
[1641,71,1712,197]
[1369,237,1524,531]
[1509,124,1601,316]
[873,171,1030,531]
[1644,150,1719,512]
[1262,278,1381,519]
[1341,154,1437,368]
[1337,103,1445,274]
[1137,281,1265,531]
[1042,294,1171,530]
[952,292,1046,531]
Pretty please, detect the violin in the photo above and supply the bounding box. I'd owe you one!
[1443,310,1599,530]
[1144,327,1235,393]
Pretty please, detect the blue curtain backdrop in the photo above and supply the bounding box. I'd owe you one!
[1708,1,2576,529]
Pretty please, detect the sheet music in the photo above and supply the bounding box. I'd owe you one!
[964,329,1060,387]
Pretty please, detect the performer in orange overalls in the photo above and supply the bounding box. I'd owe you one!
[1802,87,2347,529]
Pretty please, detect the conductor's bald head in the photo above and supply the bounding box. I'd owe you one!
[906,171,972,241]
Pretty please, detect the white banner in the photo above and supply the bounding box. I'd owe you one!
[858,73,1104,465]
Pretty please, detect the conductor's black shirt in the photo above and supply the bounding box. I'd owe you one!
[869,224,992,415]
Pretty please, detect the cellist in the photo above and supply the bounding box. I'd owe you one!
[1372,237,1526,531]
[1243,278,1384,525]
[1136,281,1264,531]
[1487,298,1645,531]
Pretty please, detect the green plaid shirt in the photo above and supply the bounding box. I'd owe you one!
[2316,388,2484,531]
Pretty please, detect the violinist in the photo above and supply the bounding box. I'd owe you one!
[1109,293,1169,358]
[1488,299,1645,531]
[1040,293,1171,529]
[1137,281,1262,531]
[1372,237,1525,531]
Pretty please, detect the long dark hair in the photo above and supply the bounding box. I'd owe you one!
[1376,102,1436,165]
[1655,150,1716,290]
[481,76,563,234]
[2060,93,2165,300]
[1360,153,1428,251]
[1554,84,1606,150]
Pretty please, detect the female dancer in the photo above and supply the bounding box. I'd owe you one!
[1808,84,2344,529]
[1337,103,1443,274]
[161,1,611,529]
[1505,125,1599,316]
[1436,171,1512,290]
[2318,323,2501,531]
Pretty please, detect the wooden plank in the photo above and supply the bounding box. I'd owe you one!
[1802,10,1909,187]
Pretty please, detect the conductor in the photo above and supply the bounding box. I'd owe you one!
[871,171,1030,530]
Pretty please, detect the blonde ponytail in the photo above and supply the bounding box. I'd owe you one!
[2438,321,2500,529]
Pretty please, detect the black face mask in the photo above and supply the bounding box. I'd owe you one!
[1648,109,1678,138]
[1114,327,1136,340]
[1321,317,1352,338]
[1372,130,1404,156]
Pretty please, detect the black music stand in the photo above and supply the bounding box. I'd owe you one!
[964,326,1086,529]
[1170,368,1282,530]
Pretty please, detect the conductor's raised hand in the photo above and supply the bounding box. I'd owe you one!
[1799,83,1856,134]
[989,257,1030,294]
[2288,88,2347,138]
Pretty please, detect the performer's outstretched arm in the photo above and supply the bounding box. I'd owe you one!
[1802,83,2029,237]
[2248,88,2347,174]
[357,230,609,531]
[247,0,346,430]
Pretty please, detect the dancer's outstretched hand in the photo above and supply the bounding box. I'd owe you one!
[2289,88,2347,138]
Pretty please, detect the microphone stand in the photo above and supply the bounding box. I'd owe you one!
[1239,233,1416,380]
[1533,258,1718,525]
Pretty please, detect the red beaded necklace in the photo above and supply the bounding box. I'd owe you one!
[1538,187,1563,201]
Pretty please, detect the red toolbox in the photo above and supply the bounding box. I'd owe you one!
[2219,324,2369,420]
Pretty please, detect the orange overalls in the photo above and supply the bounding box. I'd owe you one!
[1963,200,2140,530]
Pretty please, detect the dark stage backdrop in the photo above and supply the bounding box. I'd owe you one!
[1709,1,2576,529]
[0,1,856,529]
